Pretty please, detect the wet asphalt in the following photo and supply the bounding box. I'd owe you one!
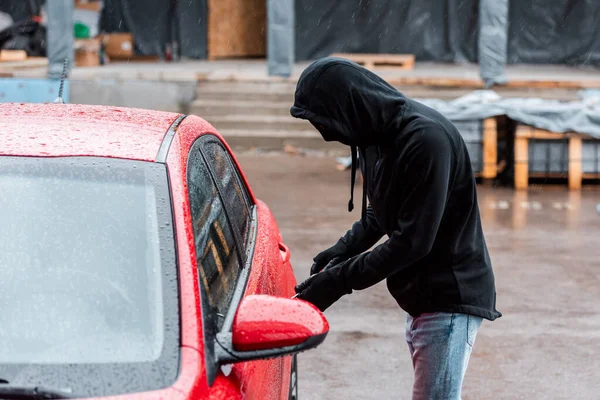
[237,152,600,400]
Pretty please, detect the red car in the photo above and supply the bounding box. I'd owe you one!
[0,103,329,400]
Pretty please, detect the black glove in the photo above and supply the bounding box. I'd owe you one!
[311,240,353,275]
[294,263,352,312]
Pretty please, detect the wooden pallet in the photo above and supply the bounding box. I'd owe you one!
[331,53,415,71]
[474,118,498,180]
[514,125,600,190]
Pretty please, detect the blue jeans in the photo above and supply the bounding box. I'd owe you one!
[405,312,482,400]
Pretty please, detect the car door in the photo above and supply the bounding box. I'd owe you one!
[186,134,294,400]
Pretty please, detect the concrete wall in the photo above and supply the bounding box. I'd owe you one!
[70,80,197,113]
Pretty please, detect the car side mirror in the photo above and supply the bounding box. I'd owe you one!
[215,294,329,364]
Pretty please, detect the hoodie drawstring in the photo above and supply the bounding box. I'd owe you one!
[348,146,368,222]
[348,145,357,212]
[360,149,367,222]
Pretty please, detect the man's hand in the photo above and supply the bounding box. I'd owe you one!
[294,263,352,311]
[311,241,353,275]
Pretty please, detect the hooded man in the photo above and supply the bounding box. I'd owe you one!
[291,57,501,400]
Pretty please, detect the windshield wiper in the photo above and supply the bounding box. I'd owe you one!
[0,385,77,399]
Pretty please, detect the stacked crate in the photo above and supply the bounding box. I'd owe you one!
[453,118,498,180]
[514,124,600,190]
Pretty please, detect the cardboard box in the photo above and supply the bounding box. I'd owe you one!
[74,38,100,67]
[75,51,100,67]
[101,33,134,60]
[76,1,102,12]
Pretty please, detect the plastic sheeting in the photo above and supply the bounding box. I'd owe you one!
[0,11,13,31]
[508,0,600,66]
[478,0,508,87]
[100,0,207,59]
[268,0,294,77]
[295,0,479,62]
[417,91,600,139]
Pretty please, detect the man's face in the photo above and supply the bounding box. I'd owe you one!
[310,121,351,145]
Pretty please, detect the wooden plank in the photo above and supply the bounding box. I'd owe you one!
[532,127,564,139]
[0,50,27,62]
[331,53,415,70]
[528,172,600,179]
[384,76,600,90]
[0,57,48,71]
[582,173,600,179]
[386,76,484,88]
[208,0,266,60]
[514,136,529,190]
[482,118,498,179]
[516,125,562,139]
[529,172,569,178]
[514,125,593,140]
[568,136,583,190]
[504,79,600,89]
[332,53,414,63]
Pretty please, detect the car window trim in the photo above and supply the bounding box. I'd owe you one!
[185,136,259,386]
[199,135,254,208]
[192,135,256,328]
[203,204,257,386]
[194,136,256,325]
[219,205,257,331]
[156,115,187,163]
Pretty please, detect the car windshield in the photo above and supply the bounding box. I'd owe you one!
[0,156,180,397]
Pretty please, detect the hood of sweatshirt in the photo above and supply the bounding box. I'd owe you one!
[290,57,406,147]
[290,57,406,215]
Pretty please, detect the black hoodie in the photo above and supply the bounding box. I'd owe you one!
[291,57,501,321]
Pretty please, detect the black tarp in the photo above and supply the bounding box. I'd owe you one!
[100,0,207,59]
[177,0,207,59]
[0,0,44,22]
[295,0,479,62]
[508,0,600,66]
[0,20,47,56]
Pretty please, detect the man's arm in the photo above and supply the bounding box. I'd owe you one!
[312,205,384,274]
[341,131,453,290]
[295,127,455,312]
[339,205,385,254]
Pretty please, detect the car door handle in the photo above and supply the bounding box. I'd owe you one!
[278,242,291,264]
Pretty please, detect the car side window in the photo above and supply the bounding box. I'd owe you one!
[202,140,252,253]
[187,144,242,330]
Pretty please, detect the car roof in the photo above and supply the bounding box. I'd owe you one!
[0,103,181,161]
